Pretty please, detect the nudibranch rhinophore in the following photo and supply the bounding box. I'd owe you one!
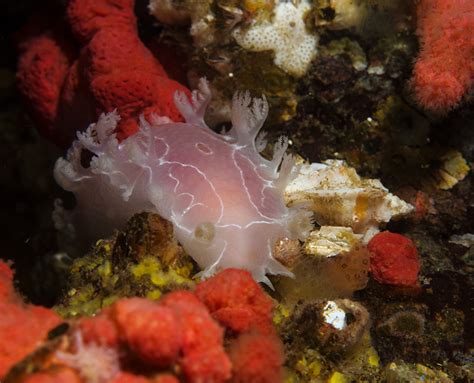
[54,79,313,285]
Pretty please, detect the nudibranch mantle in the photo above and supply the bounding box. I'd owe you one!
[54,79,313,285]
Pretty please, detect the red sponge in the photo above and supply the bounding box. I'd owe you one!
[368,231,420,287]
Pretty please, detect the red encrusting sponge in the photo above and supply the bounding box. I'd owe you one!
[410,0,473,113]
[16,0,190,147]
[368,231,420,288]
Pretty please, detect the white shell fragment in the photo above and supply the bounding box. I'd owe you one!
[315,0,367,30]
[304,226,362,258]
[323,301,347,330]
[285,160,414,240]
[449,233,474,247]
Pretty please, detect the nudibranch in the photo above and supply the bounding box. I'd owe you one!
[54,79,313,284]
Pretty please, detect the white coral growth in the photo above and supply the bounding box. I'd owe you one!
[233,0,318,77]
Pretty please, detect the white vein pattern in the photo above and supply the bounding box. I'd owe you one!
[54,79,313,285]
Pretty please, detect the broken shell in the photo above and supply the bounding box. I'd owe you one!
[217,4,244,30]
[304,226,362,258]
[288,298,370,357]
[148,0,190,25]
[314,0,367,30]
[431,150,470,190]
[449,233,474,247]
[320,299,370,354]
[285,160,414,239]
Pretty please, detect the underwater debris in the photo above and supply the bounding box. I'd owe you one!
[321,38,368,72]
[285,160,414,240]
[449,233,474,247]
[314,0,368,30]
[148,0,191,26]
[430,150,470,191]
[292,299,371,357]
[274,229,369,302]
[385,361,453,383]
[304,226,362,258]
[279,298,379,381]
[314,0,412,34]
[149,0,216,47]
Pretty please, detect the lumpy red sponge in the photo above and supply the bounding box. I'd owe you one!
[368,231,420,287]
[195,268,275,335]
[0,261,61,379]
[68,0,188,140]
[228,332,285,383]
[84,293,232,382]
[4,269,284,382]
[196,269,285,383]
[16,17,76,146]
[113,299,182,368]
[16,0,190,147]
[64,287,232,383]
[411,0,474,112]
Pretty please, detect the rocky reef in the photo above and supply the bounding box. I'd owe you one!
[1,0,473,382]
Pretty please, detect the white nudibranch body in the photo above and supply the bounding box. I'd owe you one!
[54,79,313,285]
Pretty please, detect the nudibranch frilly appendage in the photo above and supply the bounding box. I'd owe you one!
[54,79,313,285]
